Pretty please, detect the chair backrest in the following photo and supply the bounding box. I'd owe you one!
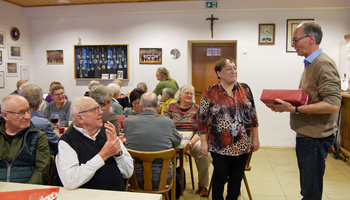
[127,148,176,194]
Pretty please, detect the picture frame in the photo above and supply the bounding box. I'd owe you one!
[20,66,29,81]
[259,24,275,45]
[286,19,314,52]
[0,50,2,65]
[139,48,162,64]
[6,62,18,77]
[0,71,4,88]
[8,44,23,59]
[47,50,64,64]
[74,44,129,80]
[0,31,5,48]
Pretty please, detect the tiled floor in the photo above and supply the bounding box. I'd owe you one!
[179,148,350,200]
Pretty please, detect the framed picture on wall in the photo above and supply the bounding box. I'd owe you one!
[0,31,5,48]
[259,24,275,45]
[47,50,64,64]
[286,19,314,52]
[0,71,4,88]
[139,48,162,64]
[6,62,18,77]
[0,50,2,65]
[20,66,29,81]
[8,44,23,59]
[74,44,129,80]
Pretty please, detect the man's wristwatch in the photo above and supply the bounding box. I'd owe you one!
[295,106,300,114]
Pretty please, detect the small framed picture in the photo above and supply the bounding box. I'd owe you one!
[0,71,4,88]
[259,24,275,45]
[0,31,5,48]
[8,44,23,59]
[286,19,314,52]
[6,62,18,77]
[0,50,3,65]
[47,50,64,64]
[20,66,29,81]
[139,48,162,64]
[117,71,124,79]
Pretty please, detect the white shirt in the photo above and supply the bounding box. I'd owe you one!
[56,126,134,190]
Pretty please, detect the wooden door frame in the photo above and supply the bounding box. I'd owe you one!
[187,40,237,85]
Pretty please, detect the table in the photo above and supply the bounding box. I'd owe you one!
[177,131,192,196]
[0,182,162,200]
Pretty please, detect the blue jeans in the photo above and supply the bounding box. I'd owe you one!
[211,152,249,200]
[296,134,334,200]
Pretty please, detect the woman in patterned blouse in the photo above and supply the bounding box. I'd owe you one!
[163,85,211,197]
[197,58,260,200]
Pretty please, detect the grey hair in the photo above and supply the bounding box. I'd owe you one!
[106,83,120,97]
[175,85,195,103]
[140,92,158,109]
[137,82,148,92]
[19,84,43,108]
[89,85,112,107]
[301,21,323,45]
[49,84,64,95]
[88,80,100,90]
[70,97,87,123]
[162,87,175,99]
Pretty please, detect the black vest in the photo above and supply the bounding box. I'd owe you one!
[60,128,124,191]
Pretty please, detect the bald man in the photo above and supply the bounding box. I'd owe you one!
[56,97,133,190]
[0,94,50,184]
[11,80,27,94]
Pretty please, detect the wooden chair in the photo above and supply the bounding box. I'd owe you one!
[208,150,254,200]
[186,153,198,190]
[48,155,58,186]
[126,148,177,200]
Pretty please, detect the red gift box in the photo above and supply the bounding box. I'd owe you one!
[260,89,311,106]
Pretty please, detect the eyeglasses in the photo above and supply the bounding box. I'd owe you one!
[54,92,65,97]
[183,92,194,96]
[291,35,310,44]
[223,66,237,71]
[78,106,101,114]
[5,108,31,117]
[132,102,140,106]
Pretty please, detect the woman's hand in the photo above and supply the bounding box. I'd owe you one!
[200,134,209,156]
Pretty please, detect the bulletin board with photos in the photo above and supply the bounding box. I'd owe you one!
[74,44,129,80]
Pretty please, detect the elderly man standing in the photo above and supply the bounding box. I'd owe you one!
[124,92,181,188]
[56,97,133,190]
[0,94,50,184]
[20,84,60,155]
[270,21,341,200]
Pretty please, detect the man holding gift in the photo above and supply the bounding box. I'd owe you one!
[270,21,341,200]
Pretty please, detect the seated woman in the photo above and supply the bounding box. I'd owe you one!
[43,84,71,127]
[45,81,68,103]
[159,88,176,115]
[122,88,145,116]
[163,85,211,197]
[89,85,119,132]
[84,80,100,96]
[113,79,130,109]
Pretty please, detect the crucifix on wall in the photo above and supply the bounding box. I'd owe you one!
[206,14,219,38]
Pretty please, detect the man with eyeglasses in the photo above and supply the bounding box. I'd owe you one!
[56,97,133,190]
[269,21,341,200]
[0,94,50,184]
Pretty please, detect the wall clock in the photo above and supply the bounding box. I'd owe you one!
[170,48,180,59]
[10,27,20,41]
[259,24,275,45]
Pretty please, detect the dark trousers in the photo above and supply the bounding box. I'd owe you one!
[296,134,334,200]
[211,152,249,200]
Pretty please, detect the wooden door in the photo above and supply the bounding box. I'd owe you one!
[192,43,237,104]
